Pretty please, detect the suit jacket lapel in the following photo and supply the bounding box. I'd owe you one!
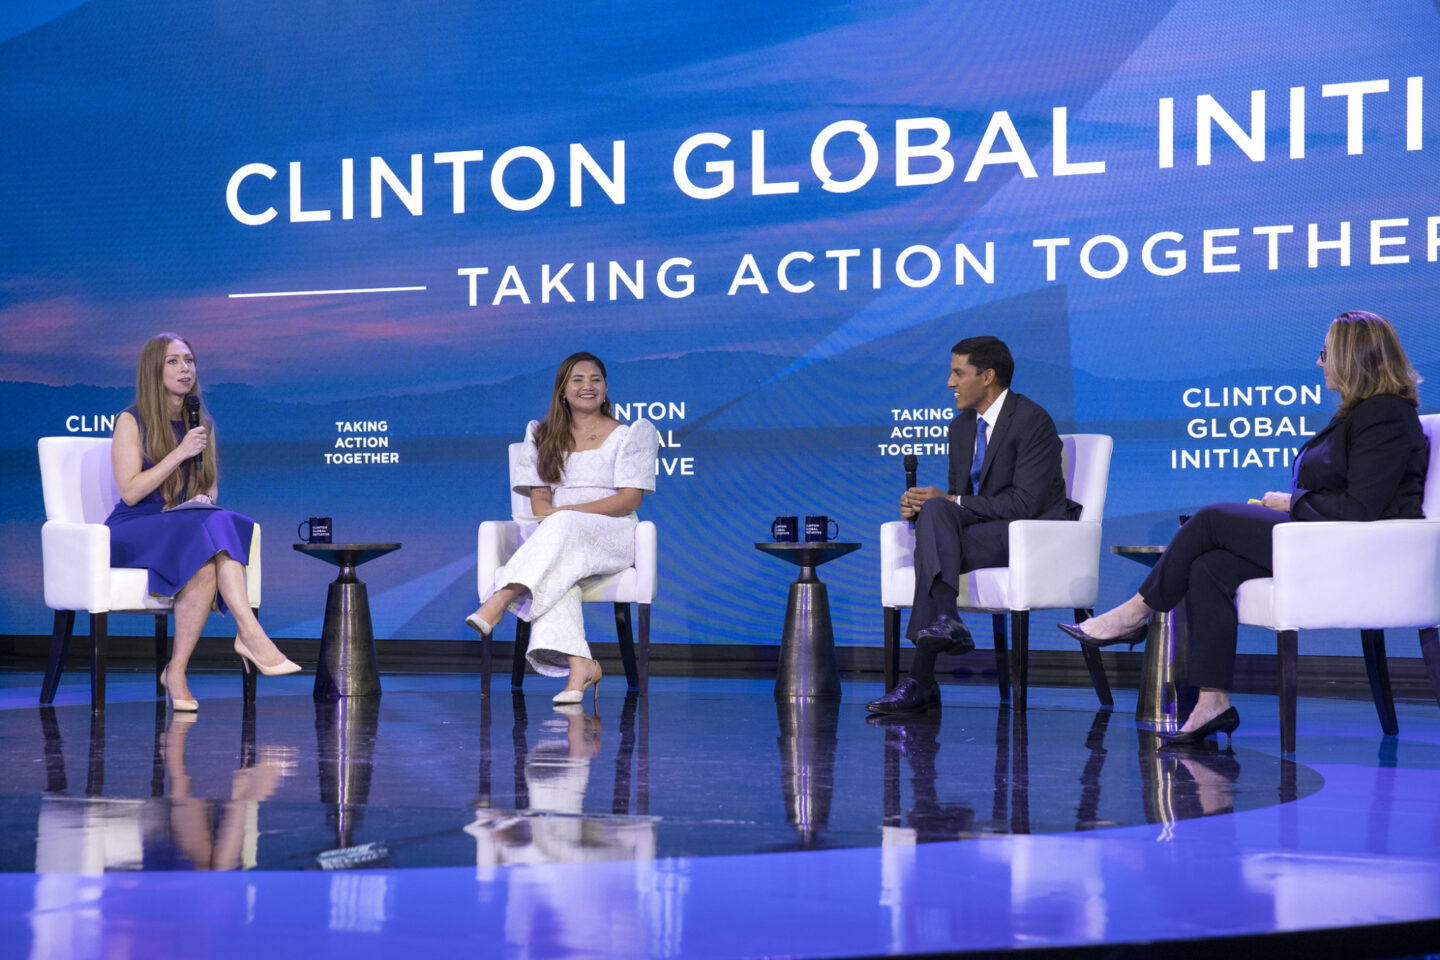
[1293,413,1341,484]
[956,412,977,494]
[976,394,1012,492]
[1300,415,1340,455]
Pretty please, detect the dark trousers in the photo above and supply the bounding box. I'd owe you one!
[1139,502,1287,690]
[907,497,1009,641]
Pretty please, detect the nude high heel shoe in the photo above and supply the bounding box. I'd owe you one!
[553,662,602,705]
[233,638,302,677]
[160,663,198,712]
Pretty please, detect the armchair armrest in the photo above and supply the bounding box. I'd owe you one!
[1006,519,1102,611]
[247,523,262,608]
[478,520,526,600]
[880,521,916,607]
[42,521,112,613]
[1269,519,1440,629]
[633,521,657,600]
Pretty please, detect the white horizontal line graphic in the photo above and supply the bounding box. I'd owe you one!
[228,286,427,299]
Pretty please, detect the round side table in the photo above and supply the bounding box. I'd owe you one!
[294,543,400,700]
[754,541,860,701]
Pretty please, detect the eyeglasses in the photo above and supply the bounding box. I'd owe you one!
[1318,347,1327,363]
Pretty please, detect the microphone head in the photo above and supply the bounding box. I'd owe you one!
[183,394,201,425]
[903,454,918,471]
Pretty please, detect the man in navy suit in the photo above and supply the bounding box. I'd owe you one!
[868,336,1079,715]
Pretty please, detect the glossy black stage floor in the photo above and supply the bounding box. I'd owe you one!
[2,669,1439,958]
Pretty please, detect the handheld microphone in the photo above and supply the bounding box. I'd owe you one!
[903,453,918,491]
[183,395,203,471]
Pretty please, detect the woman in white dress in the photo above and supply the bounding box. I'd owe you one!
[467,352,659,703]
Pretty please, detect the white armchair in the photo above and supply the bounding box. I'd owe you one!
[1236,413,1440,753]
[880,434,1114,711]
[477,442,657,692]
[38,437,262,711]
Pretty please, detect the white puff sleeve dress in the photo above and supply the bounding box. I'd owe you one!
[489,419,659,676]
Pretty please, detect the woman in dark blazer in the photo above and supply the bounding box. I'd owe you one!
[1059,311,1427,743]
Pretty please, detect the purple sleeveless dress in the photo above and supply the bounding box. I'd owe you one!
[104,407,255,613]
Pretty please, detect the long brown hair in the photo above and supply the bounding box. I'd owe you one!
[534,352,612,484]
[134,333,218,507]
[1326,311,1421,416]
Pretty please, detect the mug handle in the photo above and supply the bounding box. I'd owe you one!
[297,520,310,542]
[827,518,840,541]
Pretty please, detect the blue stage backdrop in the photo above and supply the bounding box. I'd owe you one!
[2,0,1438,655]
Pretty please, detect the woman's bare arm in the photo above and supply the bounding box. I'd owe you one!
[112,411,207,506]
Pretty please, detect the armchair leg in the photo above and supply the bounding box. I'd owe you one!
[1074,608,1114,708]
[89,612,108,714]
[1010,611,1030,712]
[511,619,531,690]
[1360,629,1398,736]
[882,608,901,691]
[240,608,258,704]
[1277,629,1298,754]
[991,614,1010,701]
[1419,627,1440,711]
[154,614,169,695]
[637,603,650,693]
[41,610,75,704]
[614,603,640,689]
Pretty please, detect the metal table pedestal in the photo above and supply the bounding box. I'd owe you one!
[295,543,401,700]
[1112,545,1195,729]
[755,542,860,701]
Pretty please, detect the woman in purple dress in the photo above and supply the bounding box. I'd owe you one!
[107,334,300,711]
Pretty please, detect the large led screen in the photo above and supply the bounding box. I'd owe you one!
[3,0,1437,656]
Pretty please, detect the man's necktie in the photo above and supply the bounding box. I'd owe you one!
[969,418,988,493]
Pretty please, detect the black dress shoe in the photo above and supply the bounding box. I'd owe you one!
[865,677,942,715]
[1158,706,1240,745]
[1058,620,1147,649]
[916,614,975,655]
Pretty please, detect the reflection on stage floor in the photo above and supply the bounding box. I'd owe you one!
[2,671,1439,958]
[0,683,1317,871]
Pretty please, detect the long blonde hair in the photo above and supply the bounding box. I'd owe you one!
[534,352,612,484]
[134,333,217,506]
[1326,311,1421,416]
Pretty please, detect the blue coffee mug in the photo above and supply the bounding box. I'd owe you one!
[804,515,839,542]
[298,517,332,543]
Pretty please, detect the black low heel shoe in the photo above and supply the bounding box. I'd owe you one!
[1159,706,1240,745]
[1057,621,1147,649]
